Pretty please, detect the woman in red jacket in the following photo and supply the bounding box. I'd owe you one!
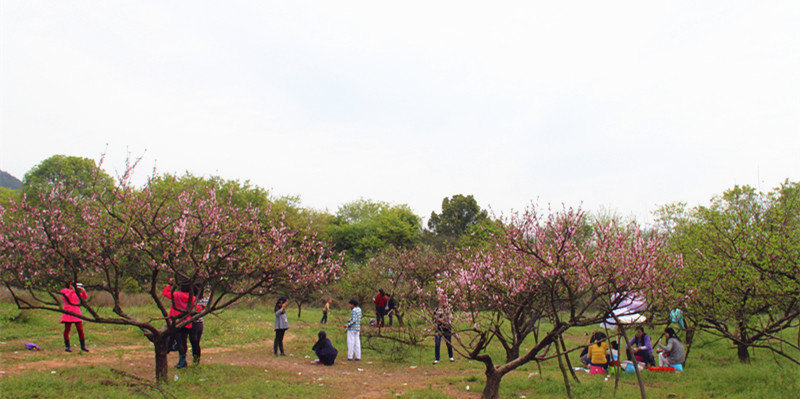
[373,289,388,327]
[60,283,89,352]
[163,278,195,369]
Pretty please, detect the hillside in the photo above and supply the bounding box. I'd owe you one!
[0,170,22,190]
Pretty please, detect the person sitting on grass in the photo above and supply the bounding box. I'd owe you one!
[312,331,338,365]
[628,326,655,367]
[657,327,685,368]
[587,331,610,370]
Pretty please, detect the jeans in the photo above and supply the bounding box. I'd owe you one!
[320,311,328,324]
[435,329,453,361]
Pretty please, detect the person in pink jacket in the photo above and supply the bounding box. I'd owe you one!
[60,283,89,352]
[163,278,195,369]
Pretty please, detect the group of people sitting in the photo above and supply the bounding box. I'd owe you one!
[580,326,686,372]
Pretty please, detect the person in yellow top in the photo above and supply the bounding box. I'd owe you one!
[587,331,610,369]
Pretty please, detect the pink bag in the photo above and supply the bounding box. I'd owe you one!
[590,365,605,374]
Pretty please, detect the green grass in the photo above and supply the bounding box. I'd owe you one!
[2,302,799,398]
[0,363,326,399]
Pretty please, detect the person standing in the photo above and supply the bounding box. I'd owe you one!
[433,307,454,364]
[344,299,362,361]
[189,285,208,365]
[373,289,388,327]
[163,279,195,369]
[274,297,289,356]
[60,283,89,352]
[386,296,396,327]
[321,299,331,324]
[627,326,655,366]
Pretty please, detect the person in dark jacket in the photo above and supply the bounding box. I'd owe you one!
[312,331,338,365]
[386,296,397,326]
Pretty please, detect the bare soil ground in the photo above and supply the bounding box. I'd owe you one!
[0,335,480,398]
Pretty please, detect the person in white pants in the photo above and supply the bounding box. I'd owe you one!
[344,299,362,361]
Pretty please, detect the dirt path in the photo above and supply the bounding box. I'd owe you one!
[0,338,480,398]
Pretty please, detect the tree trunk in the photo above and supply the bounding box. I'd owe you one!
[482,370,504,399]
[616,325,646,399]
[297,303,303,318]
[154,334,170,383]
[505,346,520,364]
[559,334,580,383]
[737,342,750,363]
[555,338,573,399]
[683,327,695,363]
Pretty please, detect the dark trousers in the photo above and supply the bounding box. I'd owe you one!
[319,353,336,365]
[320,311,328,324]
[189,321,204,357]
[627,348,655,366]
[375,307,385,326]
[274,328,286,354]
[387,312,394,326]
[175,327,190,357]
[435,329,453,361]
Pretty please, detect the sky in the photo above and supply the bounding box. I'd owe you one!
[1,1,798,224]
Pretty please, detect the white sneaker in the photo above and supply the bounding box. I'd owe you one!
[433,360,439,364]
[449,357,455,362]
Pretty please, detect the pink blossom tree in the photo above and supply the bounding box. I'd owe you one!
[0,163,342,382]
[433,205,682,399]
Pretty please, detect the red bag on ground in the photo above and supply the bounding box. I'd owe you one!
[648,366,676,372]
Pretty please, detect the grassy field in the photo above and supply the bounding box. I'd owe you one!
[1,301,799,398]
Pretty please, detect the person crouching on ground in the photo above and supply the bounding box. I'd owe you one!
[312,331,338,365]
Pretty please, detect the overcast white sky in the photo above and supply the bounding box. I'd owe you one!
[1,1,798,223]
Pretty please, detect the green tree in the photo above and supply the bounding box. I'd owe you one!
[22,155,114,204]
[426,194,489,248]
[149,173,270,209]
[656,181,800,364]
[328,199,421,262]
[0,187,20,208]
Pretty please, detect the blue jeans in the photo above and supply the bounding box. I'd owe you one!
[435,329,453,361]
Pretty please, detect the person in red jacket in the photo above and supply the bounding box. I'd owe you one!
[373,289,388,327]
[163,278,195,369]
[60,283,89,352]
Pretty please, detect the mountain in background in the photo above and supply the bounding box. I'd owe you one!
[0,170,22,190]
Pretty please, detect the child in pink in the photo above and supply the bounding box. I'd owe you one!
[60,284,89,352]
